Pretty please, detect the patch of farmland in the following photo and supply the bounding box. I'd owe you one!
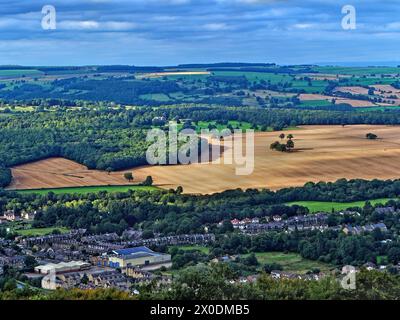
[7,157,140,190]
[136,71,210,79]
[133,125,400,194]
[299,93,376,107]
[334,86,370,95]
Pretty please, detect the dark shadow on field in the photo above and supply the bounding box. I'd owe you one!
[292,148,314,153]
[198,137,230,163]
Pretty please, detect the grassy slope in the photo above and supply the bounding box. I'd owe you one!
[15,227,70,236]
[287,198,393,213]
[170,245,211,255]
[251,252,334,273]
[14,185,159,195]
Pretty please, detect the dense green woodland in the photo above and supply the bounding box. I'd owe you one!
[0,109,151,171]
[0,167,11,188]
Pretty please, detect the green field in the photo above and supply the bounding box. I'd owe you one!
[170,245,211,255]
[247,252,334,273]
[357,106,400,112]
[314,66,400,75]
[299,100,333,107]
[14,185,159,195]
[287,198,393,213]
[195,120,259,132]
[139,93,171,102]
[15,227,70,236]
[0,69,43,77]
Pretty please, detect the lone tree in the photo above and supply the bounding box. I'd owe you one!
[124,172,134,182]
[287,134,294,140]
[286,139,295,151]
[270,141,287,152]
[366,133,378,140]
[176,186,183,194]
[142,176,153,186]
[270,141,280,150]
[279,133,285,140]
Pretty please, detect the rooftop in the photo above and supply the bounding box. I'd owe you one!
[112,246,158,257]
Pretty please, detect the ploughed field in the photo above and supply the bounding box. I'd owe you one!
[134,125,400,194]
[7,157,134,190]
[7,125,400,194]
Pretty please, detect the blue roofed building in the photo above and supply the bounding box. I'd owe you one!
[108,246,171,270]
[112,246,154,256]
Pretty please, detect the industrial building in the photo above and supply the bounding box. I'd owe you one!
[35,261,91,275]
[108,246,171,269]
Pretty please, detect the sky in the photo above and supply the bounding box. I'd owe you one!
[0,0,399,66]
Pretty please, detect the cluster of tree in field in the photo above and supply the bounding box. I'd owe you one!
[366,132,378,140]
[270,134,295,152]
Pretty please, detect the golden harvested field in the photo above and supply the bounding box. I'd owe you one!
[334,86,370,95]
[7,157,134,190]
[8,125,400,194]
[133,125,400,194]
[299,93,376,107]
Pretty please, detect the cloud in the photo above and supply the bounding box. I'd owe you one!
[59,20,100,30]
[0,0,398,65]
[202,23,230,31]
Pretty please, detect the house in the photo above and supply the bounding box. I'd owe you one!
[41,269,131,291]
[152,116,167,125]
[271,270,323,281]
[363,262,377,271]
[0,255,25,269]
[2,210,21,222]
[21,211,36,220]
[251,218,260,224]
[342,223,387,235]
[374,207,395,215]
[122,265,155,282]
[91,271,130,291]
[339,210,361,217]
[272,215,282,222]
[122,229,143,240]
[108,246,171,269]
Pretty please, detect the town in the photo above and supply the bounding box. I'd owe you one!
[1,199,398,296]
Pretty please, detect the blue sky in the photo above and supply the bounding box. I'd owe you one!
[0,0,399,66]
